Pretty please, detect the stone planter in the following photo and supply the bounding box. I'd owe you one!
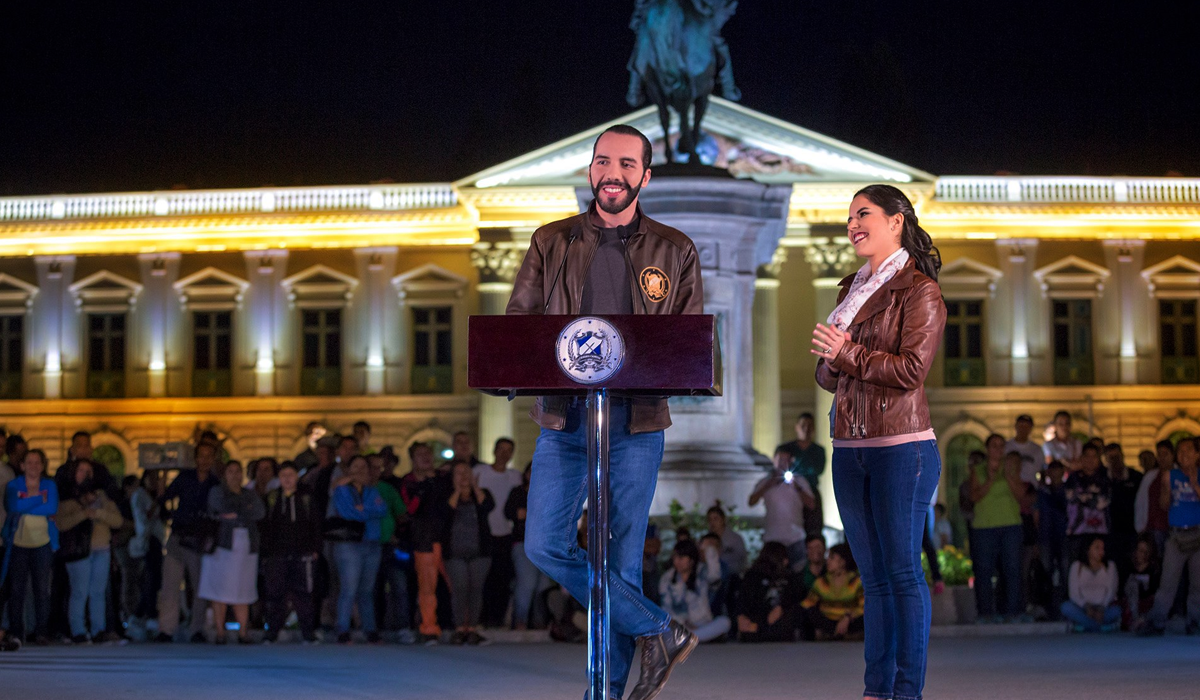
[951,584,977,625]
[930,585,959,626]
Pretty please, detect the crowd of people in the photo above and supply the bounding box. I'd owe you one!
[0,408,1195,652]
[952,411,1200,635]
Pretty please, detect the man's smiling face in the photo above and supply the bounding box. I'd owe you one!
[589,132,650,215]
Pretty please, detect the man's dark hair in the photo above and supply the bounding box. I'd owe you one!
[808,533,827,548]
[338,435,359,449]
[6,434,26,454]
[122,475,140,489]
[968,450,986,464]
[1047,460,1066,471]
[797,412,815,423]
[1015,414,1034,425]
[828,543,858,572]
[494,437,515,452]
[453,430,470,440]
[1104,442,1122,452]
[71,430,91,443]
[593,125,653,170]
[1053,410,1071,422]
[408,441,431,460]
[1081,442,1101,456]
[277,461,299,473]
[353,420,371,433]
[985,433,1006,449]
[1156,439,1176,454]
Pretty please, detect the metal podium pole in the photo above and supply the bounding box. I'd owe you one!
[586,388,611,700]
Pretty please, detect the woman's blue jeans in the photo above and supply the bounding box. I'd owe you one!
[512,541,552,628]
[332,541,382,634]
[833,440,941,700]
[971,524,1023,618]
[65,548,111,637]
[1060,601,1120,631]
[525,400,670,700]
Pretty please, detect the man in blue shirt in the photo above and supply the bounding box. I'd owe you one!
[1138,437,1200,635]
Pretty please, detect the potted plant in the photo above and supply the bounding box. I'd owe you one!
[924,546,975,625]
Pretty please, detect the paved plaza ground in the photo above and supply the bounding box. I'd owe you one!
[2,634,1198,700]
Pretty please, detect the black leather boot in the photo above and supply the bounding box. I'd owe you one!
[627,621,698,700]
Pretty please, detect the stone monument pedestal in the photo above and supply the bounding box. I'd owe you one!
[578,175,791,517]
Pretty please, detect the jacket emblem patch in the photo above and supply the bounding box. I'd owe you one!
[639,266,670,302]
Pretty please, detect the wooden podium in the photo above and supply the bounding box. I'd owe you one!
[469,314,721,698]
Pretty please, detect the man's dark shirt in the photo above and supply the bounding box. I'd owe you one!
[580,218,638,315]
[161,468,220,535]
[1109,469,1143,538]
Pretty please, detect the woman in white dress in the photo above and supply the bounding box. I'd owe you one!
[197,460,265,644]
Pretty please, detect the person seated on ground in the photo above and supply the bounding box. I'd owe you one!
[800,535,827,595]
[659,540,731,643]
[800,543,865,641]
[706,502,747,575]
[1061,536,1120,633]
[796,536,828,640]
[1124,535,1160,630]
[697,532,731,617]
[735,541,803,642]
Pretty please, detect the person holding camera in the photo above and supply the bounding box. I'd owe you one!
[750,447,817,571]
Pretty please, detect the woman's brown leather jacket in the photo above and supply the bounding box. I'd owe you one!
[815,259,946,441]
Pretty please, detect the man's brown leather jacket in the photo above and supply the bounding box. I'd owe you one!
[815,259,946,440]
[506,204,704,434]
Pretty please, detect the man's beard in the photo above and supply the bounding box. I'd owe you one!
[591,178,642,215]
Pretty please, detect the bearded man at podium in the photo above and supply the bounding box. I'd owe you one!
[505,125,704,700]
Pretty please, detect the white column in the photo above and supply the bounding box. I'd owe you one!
[137,253,181,397]
[751,249,786,457]
[471,242,521,460]
[1103,241,1145,384]
[243,251,288,396]
[804,238,857,531]
[1000,239,1038,385]
[33,256,76,399]
[354,248,398,395]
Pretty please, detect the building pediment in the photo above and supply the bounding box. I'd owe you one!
[68,270,143,311]
[457,97,934,189]
[1033,255,1111,299]
[282,264,359,309]
[938,258,1003,299]
[173,267,251,310]
[0,273,38,314]
[392,263,467,302]
[1142,255,1200,298]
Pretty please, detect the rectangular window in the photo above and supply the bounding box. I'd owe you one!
[943,300,986,386]
[300,309,341,395]
[87,313,126,398]
[1160,299,1199,384]
[192,311,232,396]
[1052,299,1094,385]
[412,306,452,394]
[0,315,23,399]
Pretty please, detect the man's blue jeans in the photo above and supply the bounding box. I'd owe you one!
[971,524,1023,618]
[833,440,941,700]
[65,548,111,638]
[332,541,382,635]
[525,400,670,700]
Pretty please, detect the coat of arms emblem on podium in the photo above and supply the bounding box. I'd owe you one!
[556,317,626,385]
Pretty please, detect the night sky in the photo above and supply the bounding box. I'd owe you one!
[3,1,1197,196]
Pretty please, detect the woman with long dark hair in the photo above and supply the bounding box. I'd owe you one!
[814,184,946,700]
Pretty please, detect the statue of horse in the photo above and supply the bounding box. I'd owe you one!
[626,0,740,164]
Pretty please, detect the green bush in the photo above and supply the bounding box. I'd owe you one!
[922,545,973,587]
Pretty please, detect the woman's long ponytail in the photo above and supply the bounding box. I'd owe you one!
[854,184,941,281]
